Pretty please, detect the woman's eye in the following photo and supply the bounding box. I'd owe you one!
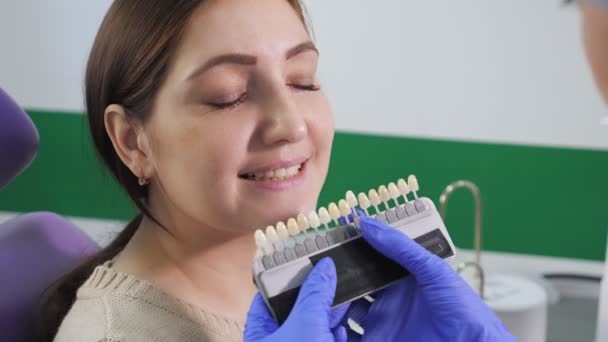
[208,92,248,109]
[290,83,321,91]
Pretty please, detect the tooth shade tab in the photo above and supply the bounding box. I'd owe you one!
[408,175,419,192]
[388,182,400,199]
[328,202,341,220]
[287,218,299,236]
[276,221,288,237]
[357,193,371,209]
[307,211,321,229]
[397,178,411,202]
[297,213,310,230]
[378,185,390,202]
[265,226,279,241]
[345,191,358,208]
[397,178,410,194]
[318,207,331,225]
[254,229,266,246]
[276,223,290,239]
[368,189,381,206]
[338,199,351,216]
[254,229,273,255]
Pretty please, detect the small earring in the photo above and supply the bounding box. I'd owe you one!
[138,176,149,186]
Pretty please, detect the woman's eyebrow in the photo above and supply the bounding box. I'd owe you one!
[285,41,318,60]
[185,41,318,82]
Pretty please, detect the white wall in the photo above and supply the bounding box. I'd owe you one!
[306,0,608,149]
[0,1,111,112]
[1,0,606,150]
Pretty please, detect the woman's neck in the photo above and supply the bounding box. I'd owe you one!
[112,215,258,322]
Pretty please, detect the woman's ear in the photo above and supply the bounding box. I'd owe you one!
[104,104,154,179]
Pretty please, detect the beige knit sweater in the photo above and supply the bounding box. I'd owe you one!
[54,261,245,342]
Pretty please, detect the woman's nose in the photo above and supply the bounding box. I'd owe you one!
[259,90,308,146]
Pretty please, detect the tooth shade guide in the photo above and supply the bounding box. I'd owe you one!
[377,185,391,211]
[297,213,310,231]
[357,192,371,216]
[318,207,331,230]
[328,202,341,226]
[368,189,381,214]
[407,175,419,198]
[265,226,279,241]
[397,178,411,203]
[345,190,358,208]
[307,211,321,232]
[388,182,401,206]
[287,218,300,236]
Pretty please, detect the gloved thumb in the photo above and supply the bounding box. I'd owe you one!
[244,292,280,340]
[285,257,338,326]
[358,216,452,285]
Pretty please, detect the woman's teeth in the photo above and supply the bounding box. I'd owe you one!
[243,164,302,181]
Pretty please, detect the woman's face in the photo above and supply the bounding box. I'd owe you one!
[143,0,334,234]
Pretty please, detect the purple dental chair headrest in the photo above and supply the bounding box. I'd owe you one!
[0,87,100,341]
[0,87,39,189]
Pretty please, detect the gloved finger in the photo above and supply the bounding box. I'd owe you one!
[244,292,279,339]
[358,216,452,285]
[332,325,348,342]
[329,302,351,328]
[287,257,337,324]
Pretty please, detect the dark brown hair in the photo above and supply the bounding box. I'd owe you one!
[35,1,307,340]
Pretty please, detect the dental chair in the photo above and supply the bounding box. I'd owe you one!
[0,87,100,341]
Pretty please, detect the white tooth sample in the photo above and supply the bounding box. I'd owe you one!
[338,200,355,223]
[254,229,273,255]
[307,211,321,230]
[276,221,294,248]
[378,185,391,209]
[328,202,341,225]
[265,225,282,251]
[276,223,290,240]
[287,218,300,236]
[345,190,358,208]
[265,170,274,178]
[388,182,401,206]
[368,189,382,212]
[407,175,419,198]
[265,225,279,241]
[338,200,351,218]
[254,229,266,246]
[318,207,331,229]
[397,178,410,202]
[297,213,310,232]
[357,192,371,215]
[274,168,287,178]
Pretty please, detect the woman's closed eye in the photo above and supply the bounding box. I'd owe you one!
[208,92,248,109]
[207,83,321,110]
[290,83,321,91]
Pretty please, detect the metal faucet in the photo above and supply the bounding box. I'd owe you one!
[439,180,485,298]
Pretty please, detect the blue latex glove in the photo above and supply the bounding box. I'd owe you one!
[345,215,517,341]
[244,257,350,342]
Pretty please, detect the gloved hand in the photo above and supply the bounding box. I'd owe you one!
[345,215,517,341]
[244,257,350,342]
